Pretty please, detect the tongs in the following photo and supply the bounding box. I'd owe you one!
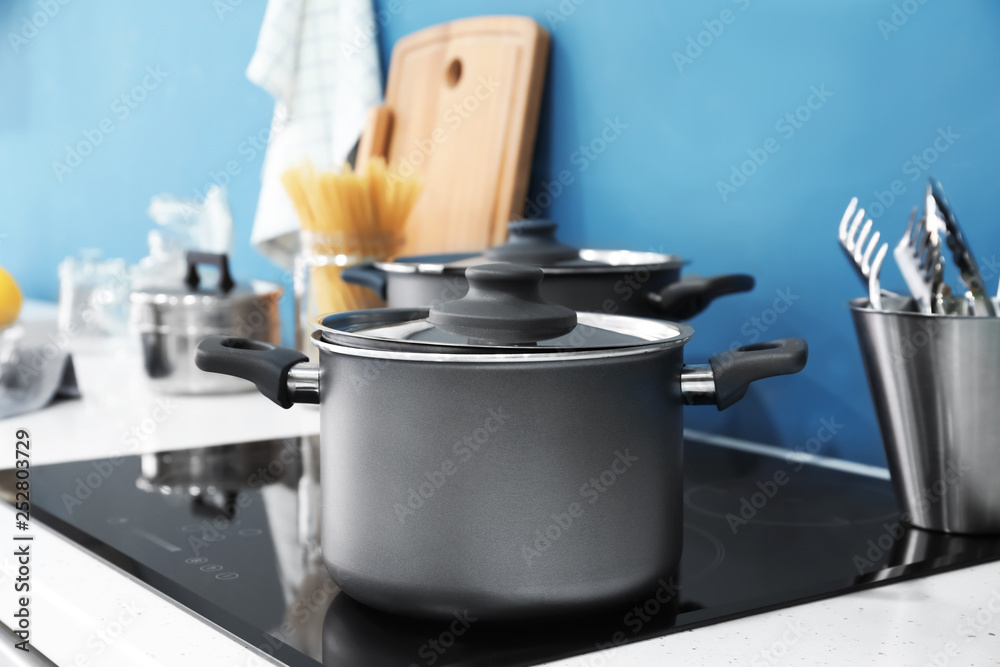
[928,180,997,317]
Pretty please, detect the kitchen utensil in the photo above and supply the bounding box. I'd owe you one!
[131,252,281,394]
[964,290,977,316]
[195,263,807,619]
[341,219,755,320]
[354,16,550,254]
[893,207,942,315]
[851,296,1000,533]
[867,240,889,311]
[838,197,895,291]
[928,180,997,316]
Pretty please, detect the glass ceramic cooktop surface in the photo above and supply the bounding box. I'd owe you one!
[21,435,1000,666]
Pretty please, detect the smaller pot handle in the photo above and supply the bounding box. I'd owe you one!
[648,274,755,320]
[340,264,388,300]
[195,336,315,408]
[683,338,808,411]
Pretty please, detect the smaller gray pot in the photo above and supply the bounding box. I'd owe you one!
[196,264,806,619]
[131,252,281,395]
[341,219,754,320]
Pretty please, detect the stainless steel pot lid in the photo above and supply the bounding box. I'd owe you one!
[316,264,692,354]
[375,220,684,274]
[130,252,281,308]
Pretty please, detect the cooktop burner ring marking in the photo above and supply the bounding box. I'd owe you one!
[682,522,727,581]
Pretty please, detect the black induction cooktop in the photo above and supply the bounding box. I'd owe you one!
[22,434,1000,666]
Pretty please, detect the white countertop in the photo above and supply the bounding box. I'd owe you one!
[3,302,999,666]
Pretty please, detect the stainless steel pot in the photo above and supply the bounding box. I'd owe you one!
[196,264,807,619]
[341,219,754,320]
[131,252,281,394]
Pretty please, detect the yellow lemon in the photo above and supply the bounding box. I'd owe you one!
[0,267,22,327]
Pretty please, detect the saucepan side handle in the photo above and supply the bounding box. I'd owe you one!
[340,263,388,300]
[681,338,808,411]
[648,274,755,320]
[195,336,319,408]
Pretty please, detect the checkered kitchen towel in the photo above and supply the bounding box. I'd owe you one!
[247,0,383,267]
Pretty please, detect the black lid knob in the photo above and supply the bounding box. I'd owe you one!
[483,219,580,265]
[428,264,578,345]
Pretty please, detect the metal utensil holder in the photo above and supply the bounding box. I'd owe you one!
[851,296,1000,534]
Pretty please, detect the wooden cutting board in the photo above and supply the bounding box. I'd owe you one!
[356,16,549,255]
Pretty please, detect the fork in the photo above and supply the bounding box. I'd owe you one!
[838,197,886,285]
[838,197,895,310]
[893,206,944,314]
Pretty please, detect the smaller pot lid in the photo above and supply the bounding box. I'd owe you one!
[376,220,683,274]
[483,219,580,264]
[317,263,691,353]
[131,252,280,307]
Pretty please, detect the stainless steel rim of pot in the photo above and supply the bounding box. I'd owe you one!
[374,249,686,275]
[310,327,690,362]
[129,279,283,307]
[311,310,695,361]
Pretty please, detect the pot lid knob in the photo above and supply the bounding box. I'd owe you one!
[483,219,580,264]
[429,264,578,345]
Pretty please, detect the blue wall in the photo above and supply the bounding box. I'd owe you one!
[4,1,1000,465]
[0,1,280,300]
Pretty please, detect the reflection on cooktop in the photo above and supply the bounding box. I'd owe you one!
[684,477,899,529]
[19,435,1000,667]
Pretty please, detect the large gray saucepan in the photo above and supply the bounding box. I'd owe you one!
[195,264,807,620]
[341,219,755,320]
